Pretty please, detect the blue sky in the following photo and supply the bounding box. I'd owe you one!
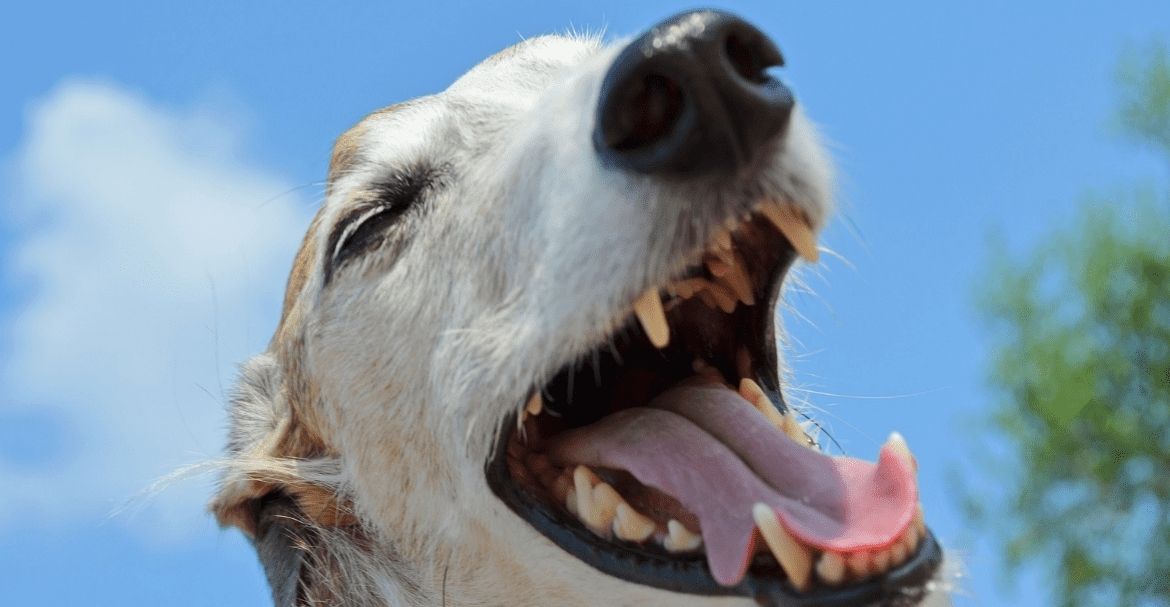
[1,1,1167,605]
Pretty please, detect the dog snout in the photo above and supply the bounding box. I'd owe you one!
[594,10,795,176]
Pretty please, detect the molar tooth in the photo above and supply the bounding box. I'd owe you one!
[760,203,819,262]
[587,482,622,535]
[633,288,670,348]
[752,503,813,591]
[663,519,702,552]
[525,392,543,417]
[816,551,847,585]
[705,281,738,313]
[613,503,656,542]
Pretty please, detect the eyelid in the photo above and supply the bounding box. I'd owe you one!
[331,204,391,262]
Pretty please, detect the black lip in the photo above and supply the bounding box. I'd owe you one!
[484,223,942,605]
[485,414,943,606]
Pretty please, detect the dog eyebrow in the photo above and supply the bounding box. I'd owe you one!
[323,165,442,283]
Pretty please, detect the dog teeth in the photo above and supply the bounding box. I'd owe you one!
[738,378,788,430]
[815,551,847,585]
[846,551,871,579]
[753,503,813,591]
[663,519,702,552]
[613,503,656,542]
[703,281,738,313]
[760,203,819,262]
[633,288,670,348]
[525,392,543,416]
[884,431,917,473]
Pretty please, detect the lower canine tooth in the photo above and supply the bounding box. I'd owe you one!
[816,552,847,585]
[613,503,656,542]
[663,519,702,552]
[752,503,813,591]
[761,203,819,262]
[633,288,670,348]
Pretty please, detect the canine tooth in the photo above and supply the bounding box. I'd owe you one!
[816,552,847,585]
[760,203,819,262]
[633,289,670,348]
[738,378,788,431]
[885,431,917,472]
[664,519,702,552]
[846,551,870,579]
[752,503,813,591]
[613,503,656,542]
[525,392,543,417]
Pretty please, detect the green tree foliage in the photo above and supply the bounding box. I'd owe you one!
[970,47,1170,607]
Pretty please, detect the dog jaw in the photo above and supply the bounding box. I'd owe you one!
[212,31,842,606]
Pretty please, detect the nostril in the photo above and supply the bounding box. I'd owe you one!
[606,73,686,152]
[724,33,769,85]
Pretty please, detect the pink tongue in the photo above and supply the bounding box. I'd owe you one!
[545,381,917,587]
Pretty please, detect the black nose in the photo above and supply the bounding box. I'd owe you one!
[594,10,795,176]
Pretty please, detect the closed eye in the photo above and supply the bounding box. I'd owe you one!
[325,166,441,283]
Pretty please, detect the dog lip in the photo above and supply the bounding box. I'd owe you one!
[485,413,945,606]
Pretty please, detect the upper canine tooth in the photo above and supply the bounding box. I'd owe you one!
[525,392,543,416]
[752,503,813,591]
[633,288,670,348]
[761,203,819,262]
[663,519,702,552]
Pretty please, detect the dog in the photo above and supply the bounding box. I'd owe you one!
[211,10,945,606]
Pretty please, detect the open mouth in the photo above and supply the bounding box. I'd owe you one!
[486,200,942,606]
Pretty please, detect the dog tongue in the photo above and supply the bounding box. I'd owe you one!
[545,380,917,587]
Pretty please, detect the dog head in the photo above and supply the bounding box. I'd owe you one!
[212,10,942,606]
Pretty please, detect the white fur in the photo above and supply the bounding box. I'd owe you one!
[212,31,949,606]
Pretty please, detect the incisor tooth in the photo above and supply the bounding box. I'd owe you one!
[663,519,702,552]
[889,542,908,567]
[761,203,819,262]
[752,503,813,591]
[885,431,917,472]
[816,551,847,585]
[846,551,870,579]
[633,289,670,348]
[613,503,656,542]
[872,550,891,573]
[525,392,543,416]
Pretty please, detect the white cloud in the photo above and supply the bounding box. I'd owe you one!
[0,79,312,539]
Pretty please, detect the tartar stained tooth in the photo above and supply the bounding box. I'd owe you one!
[613,503,656,542]
[705,281,738,313]
[760,203,820,262]
[633,289,670,348]
[663,519,702,552]
[588,482,623,535]
[752,503,813,591]
[525,392,543,417]
[816,552,847,585]
[846,551,870,580]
